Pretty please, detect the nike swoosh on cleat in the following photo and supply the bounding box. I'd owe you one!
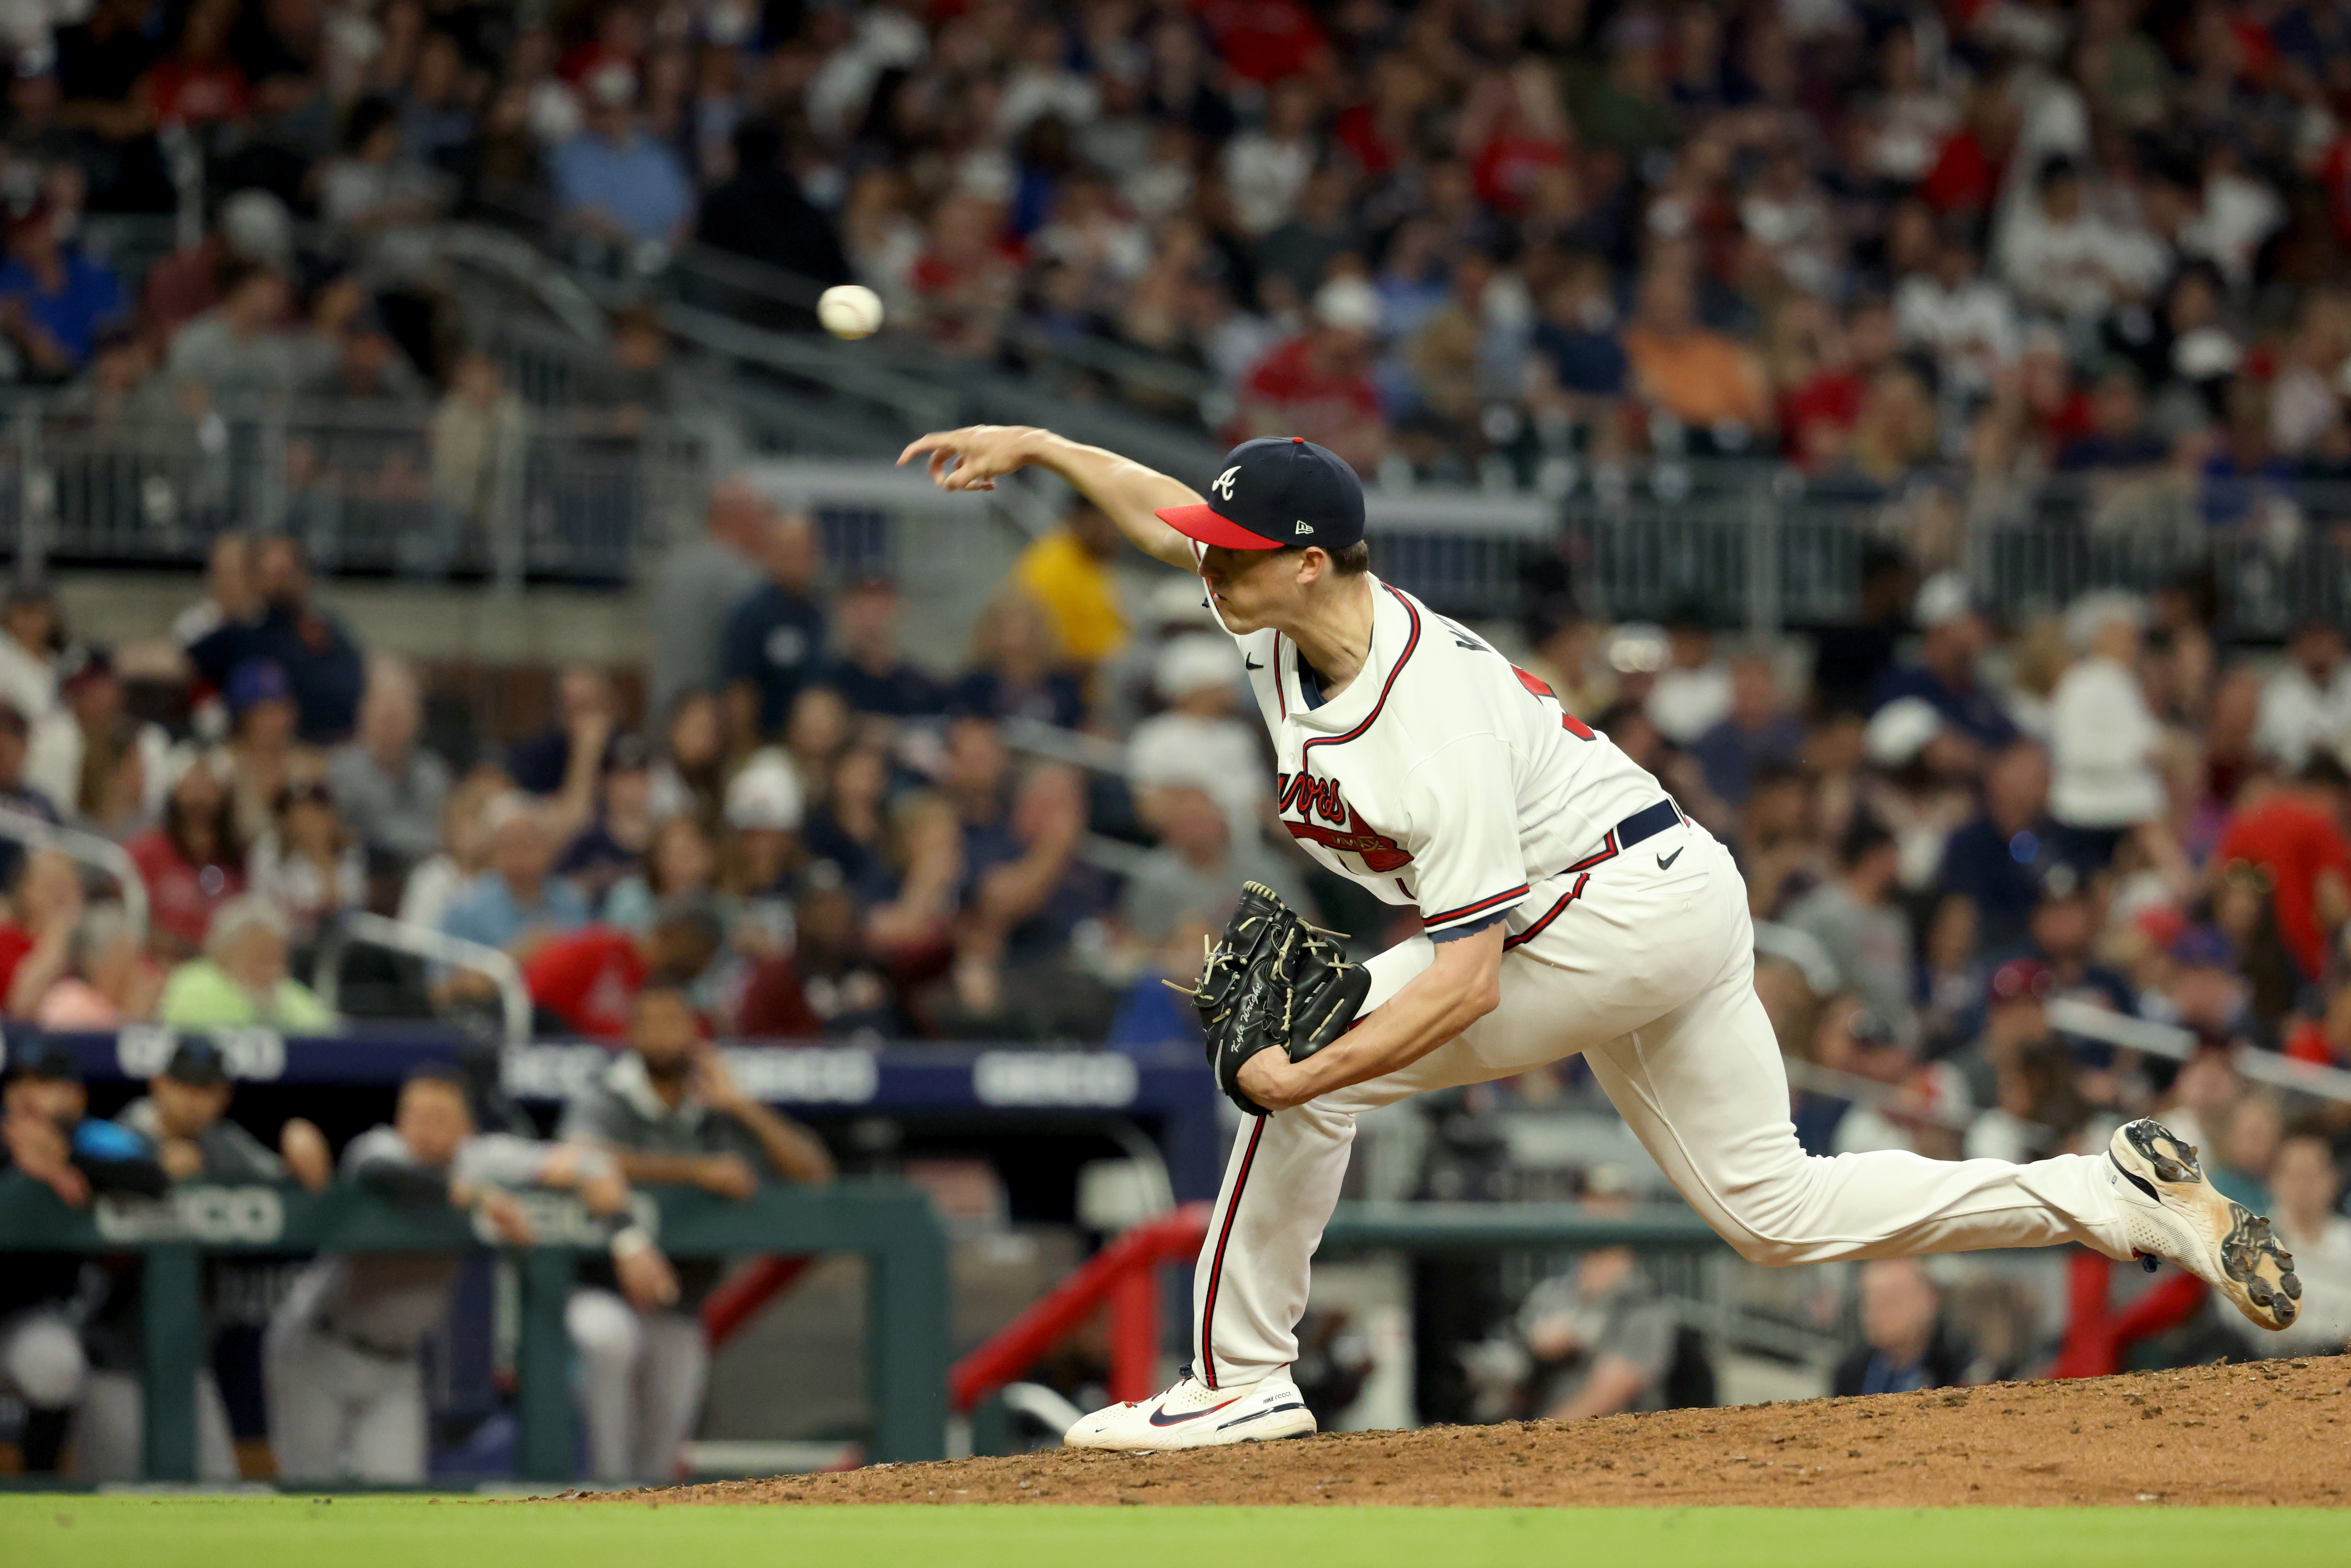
[1655,847,1683,870]
[2109,1151,2163,1206]
[1148,1396,1245,1426]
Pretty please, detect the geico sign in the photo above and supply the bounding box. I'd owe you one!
[972,1051,1138,1107]
[93,1185,286,1245]
[116,1026,286,1081]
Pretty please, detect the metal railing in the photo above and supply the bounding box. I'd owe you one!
[3,395,710,589]
[311,910,531,1046]
[0,803,149,941]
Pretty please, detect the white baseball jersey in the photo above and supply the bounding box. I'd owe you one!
[1202,566,1666,952]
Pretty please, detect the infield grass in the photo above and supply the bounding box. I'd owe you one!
[0,1494,2327,1567]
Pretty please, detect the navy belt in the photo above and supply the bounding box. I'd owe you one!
[1614,798,1683,850]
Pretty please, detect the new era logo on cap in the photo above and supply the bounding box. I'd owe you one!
[1156,437,1366,553]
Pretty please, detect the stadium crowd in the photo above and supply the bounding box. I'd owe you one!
[3,0,2351,1479]
[0,0,2341,492]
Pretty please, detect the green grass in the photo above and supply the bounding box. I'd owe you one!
[3,1496,2342,1568]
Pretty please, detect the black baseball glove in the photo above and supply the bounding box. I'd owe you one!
[1177,881,1371,1116]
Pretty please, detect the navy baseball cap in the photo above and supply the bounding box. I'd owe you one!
[1157,437,1365,553]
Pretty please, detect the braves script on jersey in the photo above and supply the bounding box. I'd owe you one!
[1196,552,1663,953]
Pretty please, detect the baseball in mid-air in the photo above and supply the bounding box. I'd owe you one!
[818,284,884,339]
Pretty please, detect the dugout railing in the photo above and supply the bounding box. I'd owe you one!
[0,1173,951,1481]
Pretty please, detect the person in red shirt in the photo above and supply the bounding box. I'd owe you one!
[526,898,726,1040]
[0,847,83,1017]
[1231,277,1388,476]
[2214,761,2351,983]
[141,0,250,128]
[1193,0,1328,85]
[124,754,244,959]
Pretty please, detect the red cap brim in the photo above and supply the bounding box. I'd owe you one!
[1155,502,1284,550]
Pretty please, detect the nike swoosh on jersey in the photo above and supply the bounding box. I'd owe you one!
[1245,657,1263,670]
[1148,1395,1246,1426]
[1656,847,1684,870]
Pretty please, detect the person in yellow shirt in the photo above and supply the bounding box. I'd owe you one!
[1012,502,1129,666]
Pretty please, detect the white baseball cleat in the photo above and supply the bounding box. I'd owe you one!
[2105,1116,2300,1332]
[1062,1366,1316,1452]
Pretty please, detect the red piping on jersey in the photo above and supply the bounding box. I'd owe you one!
[1296,585,1422,764]
[1198,1115,1268,1390]
[1272,632,1287,720]
[1503,831,1622,950]
[1422,883,1531,929]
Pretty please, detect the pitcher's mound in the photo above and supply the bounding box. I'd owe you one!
[626,1354,2351,1508]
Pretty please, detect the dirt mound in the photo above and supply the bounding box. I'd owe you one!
[617,1354,2351,1508]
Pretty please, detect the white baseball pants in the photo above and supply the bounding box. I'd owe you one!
[566,1290,708,1484]
[1190,820,2135,1388]
[264,1315,428,1484]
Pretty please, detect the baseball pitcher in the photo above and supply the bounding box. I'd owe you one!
[900,425,2301,1450]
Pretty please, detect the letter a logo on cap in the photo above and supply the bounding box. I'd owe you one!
[1295,520,1312,534]
[1211,466,1240,500]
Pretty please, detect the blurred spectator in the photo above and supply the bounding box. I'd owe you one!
[524,898,726,1041]
[1997,158,2165,327]
[559,981,832,1483]
[1831,1259,1975,1396]
[2048,594,2163,867]
[317,93,447,233]
[246,779,363,940]
[0,581,62,723]
[0,701,59,887]
[2214,759,2351,985]
[1871,573,2017,751]
[139,192,291,343]
[1936,740,2056,952]
[1690,655,1803,808]
[718,748,802,953]
[0,847,82,1016]
[553,64,691,251]
[185,537,366,746]
[954,593,1086,729]
[2267,1133,2351,1356]
[1622,267,1771,443]
[171,532,256,651]
[268,1065,641,1484]
[1120,782,1307,945]
[719,508,824,744]
[395,765,507,935]
[125,753,244,958]
[1644,614,1731,748]
[1128,632,1261,841]
[218,657,315,848]
[1784,814,1916,1042]
[327,657,450,869]
[1517,1217,1680,1418]
[647,476,766,721]
[156,894,334,1029]
[1011,500,1130,672]
[694,118,851,291]
[436,793,588,968]
[555,734,658,912]
[33,902,161,1027]
[25,645,168,826]
[507,663,616,798]
[648,688,727,828]
[603,814,718,938]
[1233,277,1388,476]
[427,351,529,528]
[826,577,945,720]
[2253,620,2351,774]
[0,201,123,377]
[164,262,296,404]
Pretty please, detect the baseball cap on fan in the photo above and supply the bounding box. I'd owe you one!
[1155,436,1365,554]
